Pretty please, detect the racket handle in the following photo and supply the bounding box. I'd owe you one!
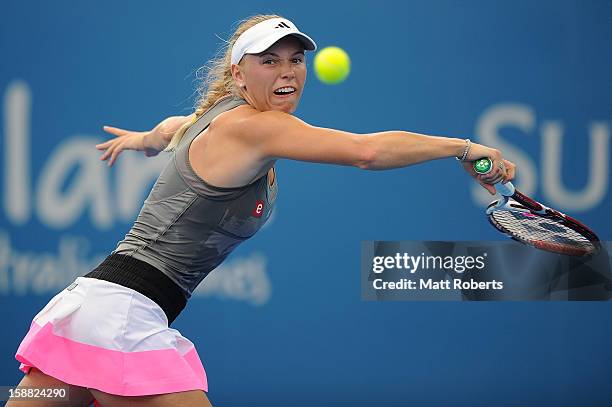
[495,181,515,197]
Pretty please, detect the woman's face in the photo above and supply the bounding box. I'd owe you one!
[233,36,306,113]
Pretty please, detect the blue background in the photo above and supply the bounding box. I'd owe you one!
[1,1,611,405]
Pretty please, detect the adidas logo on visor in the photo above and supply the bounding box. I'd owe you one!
[275,21,291,29]
[230,18,316,65]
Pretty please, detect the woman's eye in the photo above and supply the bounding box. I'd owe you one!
[292,58,304,64]
[263,59,276,65]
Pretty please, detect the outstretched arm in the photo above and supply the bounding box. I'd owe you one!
[97,114,195,166]
[360,131,515,194]
[233,110,514,194]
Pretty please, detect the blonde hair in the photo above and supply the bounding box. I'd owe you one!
[165,14,282,151]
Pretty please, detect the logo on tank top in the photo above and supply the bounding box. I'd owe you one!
[252,200,265,218]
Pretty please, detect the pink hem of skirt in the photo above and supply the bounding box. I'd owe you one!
[16,321,208,395]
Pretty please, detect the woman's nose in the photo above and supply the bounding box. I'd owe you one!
[280,61,296,79]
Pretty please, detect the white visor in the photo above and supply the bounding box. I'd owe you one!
[231,18,317,65]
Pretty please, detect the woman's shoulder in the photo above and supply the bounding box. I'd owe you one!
[205,103,255,136]
[212,103,256,125]
[218,107,302,139]
[192,103,264,150]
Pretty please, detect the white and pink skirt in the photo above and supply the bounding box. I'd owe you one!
[15,277,207,396]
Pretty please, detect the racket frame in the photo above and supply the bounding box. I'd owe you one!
[486,181,601,256]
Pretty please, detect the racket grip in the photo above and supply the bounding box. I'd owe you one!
[495,181,515,197]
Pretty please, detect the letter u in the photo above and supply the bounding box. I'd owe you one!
[541,121,609,211]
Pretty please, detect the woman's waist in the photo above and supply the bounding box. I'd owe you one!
[84,253,187,325]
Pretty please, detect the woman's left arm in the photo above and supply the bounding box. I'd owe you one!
[97,114,195,166]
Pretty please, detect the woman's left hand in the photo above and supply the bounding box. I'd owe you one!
[96,126,157,166]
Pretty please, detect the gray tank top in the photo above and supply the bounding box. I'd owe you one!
[114,96,278,298]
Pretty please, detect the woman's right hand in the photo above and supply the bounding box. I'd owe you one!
[461,142,516,195]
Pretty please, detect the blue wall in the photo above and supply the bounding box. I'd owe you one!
[1,1,611,405]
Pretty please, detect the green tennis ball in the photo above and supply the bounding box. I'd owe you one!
[313,46,351,85]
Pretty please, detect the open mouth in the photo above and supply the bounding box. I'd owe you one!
[273,86,296,96]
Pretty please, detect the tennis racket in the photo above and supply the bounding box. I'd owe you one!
[473,157,600,257]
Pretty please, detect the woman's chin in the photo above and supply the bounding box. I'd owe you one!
[272,100,298,114]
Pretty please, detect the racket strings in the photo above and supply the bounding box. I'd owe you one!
[489,210,596,255]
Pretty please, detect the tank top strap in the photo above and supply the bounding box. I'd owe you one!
[174,96,251,199]
[177,95,247,150]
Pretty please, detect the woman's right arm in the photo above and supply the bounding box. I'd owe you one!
[232,110,514,194]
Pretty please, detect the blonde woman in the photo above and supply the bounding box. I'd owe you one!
[11,14,515,407]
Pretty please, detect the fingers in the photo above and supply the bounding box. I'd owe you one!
[478,159,517,190]
[95,140,113,150]
[98,139,125,166]
[108,143,123,167]
[102,125,129,137]
[460,160,477,176]
[98,143,115,164]
[480,172,504,185]
[96,129,147,166]
[480,182,497,195]
[479,159,506,184]
[460,160,498,195]
[462,141,517,193]
[96,126,129,152]
[501,160,515,184]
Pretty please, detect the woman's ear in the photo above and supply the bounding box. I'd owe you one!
[231,64,245,89]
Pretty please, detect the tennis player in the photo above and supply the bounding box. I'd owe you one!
[11,14,515,407]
